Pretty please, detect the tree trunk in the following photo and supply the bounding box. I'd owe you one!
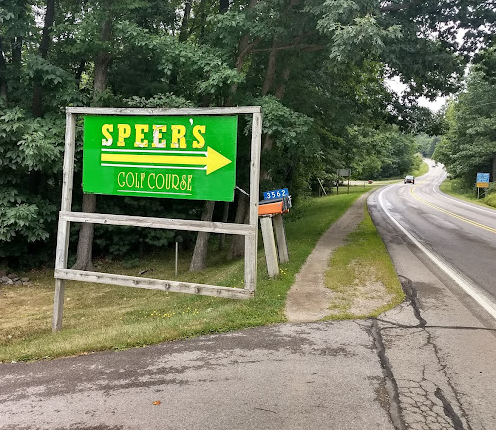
[261,51,293,178]
[227,0,260,100]
[262,38,279,96]
[227,193,249,260]
[93,19,112,95]
[179,1,192,42]
[0,38,7,100]
[219,0,229,13]
[189,201,216,272]
[218,202,230,250]
[72,17,112,271]
[275,66,291,99]
[259,38,281,179]
[71,193,97,271]
[196,0,208,43]
[32,0,55,118]
[11,36,22,70]
[75,59,86,86]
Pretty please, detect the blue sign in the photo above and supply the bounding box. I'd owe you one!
[476,173,490,183]
[263,188,289,200]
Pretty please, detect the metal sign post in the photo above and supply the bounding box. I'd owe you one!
[337,168,351,194]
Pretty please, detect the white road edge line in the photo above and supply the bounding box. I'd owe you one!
[376,184,496,321]
[431,172,496,215]
[424,171,496,215]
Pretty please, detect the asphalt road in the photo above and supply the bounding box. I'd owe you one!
[2,164,496,429]
[375,162,496,309]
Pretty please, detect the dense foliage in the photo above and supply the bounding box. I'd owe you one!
[434,44,496,189]
[1,0,494,267]
[416,133,440,159]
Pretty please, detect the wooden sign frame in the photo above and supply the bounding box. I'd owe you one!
[53,106,262,332]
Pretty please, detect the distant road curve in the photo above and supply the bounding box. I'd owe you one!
[372,161,496,318]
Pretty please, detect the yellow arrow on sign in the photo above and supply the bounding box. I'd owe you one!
[101,146,232,175]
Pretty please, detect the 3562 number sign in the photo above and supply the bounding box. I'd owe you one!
[263,188,289,200]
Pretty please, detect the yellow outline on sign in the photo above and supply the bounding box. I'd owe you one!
[409,185,496,235]
[101,146,231,175]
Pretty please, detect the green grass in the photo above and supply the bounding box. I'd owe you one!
[440,179,496,209]
[412,161,429,178]
[0,187,371,363]
[324,207,405,320]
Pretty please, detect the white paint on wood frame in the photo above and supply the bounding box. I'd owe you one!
[52,107,262,332]
[260,217,279,278]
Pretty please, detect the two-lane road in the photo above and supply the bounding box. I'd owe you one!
[375,162,496,311]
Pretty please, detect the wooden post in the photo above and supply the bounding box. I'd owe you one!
[53,111,76,332]
[245,111,262,290]
[317,178,327,196]
[273,213,289,263]
[260,216,279,278]
[53,107,262,329]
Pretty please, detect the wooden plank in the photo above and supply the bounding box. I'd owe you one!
[52,279,66,332]
[53,112,77,332]
[55,269,253,300]
[260,217,279,278]
[245,111,262,291]
[59,211,256,236]
[273,213,289,263]
[61,111,76,212]
[66,106,261,116]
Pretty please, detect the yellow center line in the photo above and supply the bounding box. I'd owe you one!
[409,185,496,235]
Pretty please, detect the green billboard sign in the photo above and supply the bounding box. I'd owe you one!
[82,115,237,201]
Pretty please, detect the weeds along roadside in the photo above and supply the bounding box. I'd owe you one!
[1,187,382,363]
[324,207,405,320]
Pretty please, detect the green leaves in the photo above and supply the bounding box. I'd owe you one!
[435,51,496,185]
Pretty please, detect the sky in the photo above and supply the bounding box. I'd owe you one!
[386,77,448,113]
[385,29,470,113]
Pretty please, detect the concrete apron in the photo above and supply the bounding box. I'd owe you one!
[0,322,394,430]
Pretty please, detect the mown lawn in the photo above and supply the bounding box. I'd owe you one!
[0,188,370,362]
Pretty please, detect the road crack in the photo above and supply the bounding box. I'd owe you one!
[435,387,466,430]
[399,275,426,327]
[370,319,406,430]
[371,276,475,429]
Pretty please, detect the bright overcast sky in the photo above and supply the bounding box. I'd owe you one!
[386,76,448,113]
[385,29,470,113]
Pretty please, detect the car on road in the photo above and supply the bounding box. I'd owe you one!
[404,175,415,184]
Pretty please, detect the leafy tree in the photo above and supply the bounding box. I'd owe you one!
[1,0,495,269]
[416,133,440,158]
[434,49,496,187]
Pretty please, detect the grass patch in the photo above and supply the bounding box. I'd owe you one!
[0,187,371,363]
[440,179,496,209]
[412,161,429,178]
[324,207,405,320]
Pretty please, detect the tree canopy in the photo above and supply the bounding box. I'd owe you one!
[434,44,496,186]
[1,0,494,267]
